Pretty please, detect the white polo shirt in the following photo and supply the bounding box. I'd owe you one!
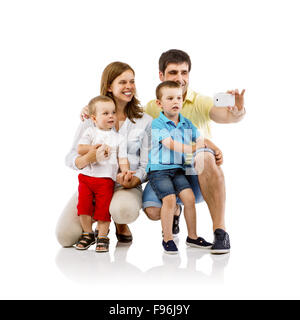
[78,126,127,181]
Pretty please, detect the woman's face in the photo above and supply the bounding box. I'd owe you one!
[108,70,136,104]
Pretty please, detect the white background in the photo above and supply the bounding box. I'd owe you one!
[1,0,300,300]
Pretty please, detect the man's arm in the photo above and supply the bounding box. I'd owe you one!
[209,89,246,124]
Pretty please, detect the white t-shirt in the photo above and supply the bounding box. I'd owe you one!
[78,127,127,181]
[65,114,153,186]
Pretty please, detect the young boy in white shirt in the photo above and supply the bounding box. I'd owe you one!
[75,95,132,252]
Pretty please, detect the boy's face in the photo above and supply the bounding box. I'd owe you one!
[157,87,183,119]
[159,62,190,98]
[91,101,117,130]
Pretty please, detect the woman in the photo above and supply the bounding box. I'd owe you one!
[56,62,152,247]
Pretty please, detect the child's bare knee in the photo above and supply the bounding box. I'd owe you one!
[180,190,195,207]
[162,194,177,210]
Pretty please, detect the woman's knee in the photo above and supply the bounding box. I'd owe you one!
[55,192,82,247]
[110,188,142,224]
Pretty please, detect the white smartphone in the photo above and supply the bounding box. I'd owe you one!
[213,93,235,107]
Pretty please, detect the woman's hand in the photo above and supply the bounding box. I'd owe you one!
[80,105,89,121]
[86,144,102,163]
[75,144,101,169]
[116,171,137,188]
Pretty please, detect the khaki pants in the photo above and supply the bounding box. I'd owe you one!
[55,187,142,247]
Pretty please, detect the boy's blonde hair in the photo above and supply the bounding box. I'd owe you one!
[88,95,114,116]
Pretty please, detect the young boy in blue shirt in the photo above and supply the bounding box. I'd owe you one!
[147,81,213,254]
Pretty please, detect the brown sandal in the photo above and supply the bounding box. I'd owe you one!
[75,232,95,250]
[95,237,110,253]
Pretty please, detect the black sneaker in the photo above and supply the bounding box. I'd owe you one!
[186,236,213,249]
[211,229,230,254]
[172,205,182,236]
[162,240,178,255]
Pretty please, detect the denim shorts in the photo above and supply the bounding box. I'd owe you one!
[147,168,192,200]
[142,147,215,209]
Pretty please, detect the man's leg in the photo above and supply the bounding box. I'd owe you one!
[194,151,226,231]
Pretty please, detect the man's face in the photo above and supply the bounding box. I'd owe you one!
[159,62,190,98]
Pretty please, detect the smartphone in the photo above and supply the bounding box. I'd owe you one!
[213,93,235,107]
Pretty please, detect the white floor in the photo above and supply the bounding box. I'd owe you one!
[2,198,300,300]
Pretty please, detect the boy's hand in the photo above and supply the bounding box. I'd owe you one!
[96,144,111,162]
[80,105,89,121]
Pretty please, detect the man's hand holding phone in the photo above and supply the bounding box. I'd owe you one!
[214,89,246,115]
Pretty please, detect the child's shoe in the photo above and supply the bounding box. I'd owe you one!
[162,240,178,255]
[186,236,212,249]
[95,236,110,253]
[75,232,95,250]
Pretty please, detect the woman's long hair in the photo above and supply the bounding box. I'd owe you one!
[100,61,143,123]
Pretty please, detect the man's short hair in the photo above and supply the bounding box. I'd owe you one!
[88,95,114,116]
[159,49,192,74]
[156,81,181,100]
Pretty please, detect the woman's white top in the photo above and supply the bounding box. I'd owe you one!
[65,113,152,185]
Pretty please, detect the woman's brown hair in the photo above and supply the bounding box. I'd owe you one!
[100,61,143,123]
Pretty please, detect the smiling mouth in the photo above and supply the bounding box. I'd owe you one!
[123,92,132,96]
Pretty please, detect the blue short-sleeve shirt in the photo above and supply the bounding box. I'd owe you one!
[146,111,200,172]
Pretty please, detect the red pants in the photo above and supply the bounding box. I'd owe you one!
[77,174,114,221]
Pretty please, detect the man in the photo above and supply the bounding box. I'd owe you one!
[143,49,245,254]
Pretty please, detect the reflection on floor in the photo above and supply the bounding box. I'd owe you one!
[55,240,230,286]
